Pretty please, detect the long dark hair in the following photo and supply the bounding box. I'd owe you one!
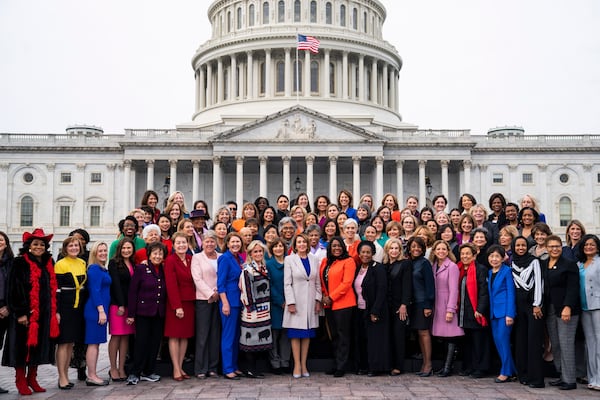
[0,231,14,260]
[112,237,136,267]
[577,234,600,262]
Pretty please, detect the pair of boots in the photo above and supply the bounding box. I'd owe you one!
[436,342,456,377]
[15,366,46,396]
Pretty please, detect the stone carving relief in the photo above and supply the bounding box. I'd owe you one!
[276,114,317,140]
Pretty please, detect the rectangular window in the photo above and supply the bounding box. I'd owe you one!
[20,197,33,227]
[60,172,72,183]
[492,173,503,184]
[90,205,101,226]
[60,206,70,227]
[90,172,102,183]
[522,173,533,184]
[597,173,600,183]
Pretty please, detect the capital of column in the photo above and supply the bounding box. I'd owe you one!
[192,159,201,167]
[305,155,315,164]
[106,163,116,171]
[46,163,56,171]
[212,156,221,164]
[537,163,547,171]
[375,156,384,164]
[395,159,404,167]
[463,160,472,169]
[440,160,450,167]
[123,160,132,168]
[479,164,488,172]
[508,163,518,171]
[169,159,178,167]
[236,156,244,163]
[76,163,86,171]
[259,156,268,164]
[352,156,361,162]
[282,155,291,163]
[329,156,338,165]
[583,163,593,171]
[0,162,8,171]
[418,160,427,168]
[146,159,155,166]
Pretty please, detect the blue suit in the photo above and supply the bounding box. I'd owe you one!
[488,265,516,376]
[217,250,243,375]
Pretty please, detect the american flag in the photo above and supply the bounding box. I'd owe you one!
[297,34,320,54]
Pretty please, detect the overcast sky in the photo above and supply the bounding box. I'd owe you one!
[1,0,599,135]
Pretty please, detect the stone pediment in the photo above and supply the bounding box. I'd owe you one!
[210,105,386,143]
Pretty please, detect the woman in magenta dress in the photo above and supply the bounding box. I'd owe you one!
[107,238,136,382]
[164,232,196,380]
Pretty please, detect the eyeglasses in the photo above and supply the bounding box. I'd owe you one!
[547,245,562,249]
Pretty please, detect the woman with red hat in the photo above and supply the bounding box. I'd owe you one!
[1,228,60,395]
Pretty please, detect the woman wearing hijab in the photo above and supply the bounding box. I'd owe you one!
[510,236,545,388]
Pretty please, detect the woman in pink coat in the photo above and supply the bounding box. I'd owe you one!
[430,240,464,377]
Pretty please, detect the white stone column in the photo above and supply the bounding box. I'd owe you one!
[358,54,365,102]
[304,50,311,96]
[236,156,244,213]
[146,159,154,190]
[206,63,213,106]
[105,163,115,228]
[396,160,404,207]
[282,156,291,199]
[538,163,548,219]
[371,58,378,103]
[441,160,449,203]
[230,54,237,100]
[217,57,224,103]
[479,164,488,202]
[123,160,131,216]
[0,163,8,230]
[582,163,593,226]
[375,156,384,205]
[508,164,518,201]
[195,69,201,112]
[418,160,427,208]
[284,48,292,97]
[382,63,388,107]
[76,163,86,226]
[329,156,338,201]
[199,66,206,109]
[247,51,254,99]
[306,156,314,205]
[192,160,200,202]
[342,51,349,99]
[212,156,222,216]
[323,49,330,98]
[390,68,397,111]
[259,156,268,197]
[265,49,272,97]
[463,160,472,194]
[169,160,177,194]
[352,156,361,207]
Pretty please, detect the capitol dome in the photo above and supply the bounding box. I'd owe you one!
[189,0,406,129]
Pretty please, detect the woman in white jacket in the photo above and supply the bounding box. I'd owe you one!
[283,234,322,378]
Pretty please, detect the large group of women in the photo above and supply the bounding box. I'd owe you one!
[0,189,599,394]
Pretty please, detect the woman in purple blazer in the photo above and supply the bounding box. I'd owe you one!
[126,242,167,385]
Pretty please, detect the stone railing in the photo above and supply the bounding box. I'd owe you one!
[0,133,116,146]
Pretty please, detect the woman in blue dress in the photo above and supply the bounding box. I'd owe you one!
[84,241,112,386]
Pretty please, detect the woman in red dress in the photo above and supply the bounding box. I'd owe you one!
[164,232,196,380]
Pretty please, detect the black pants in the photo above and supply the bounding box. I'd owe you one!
[514,293,544,385]
[353,308,368,372]
[326,307,354,371]
[390,311,408,371]
[131,315,164,376]
[462,327,490,373]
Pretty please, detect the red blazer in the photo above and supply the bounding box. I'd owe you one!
[320,257,357,311]
[164,253,195,311]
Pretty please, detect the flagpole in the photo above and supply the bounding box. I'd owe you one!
[295,34,300,104]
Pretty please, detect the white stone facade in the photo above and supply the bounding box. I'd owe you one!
[1,0,600,252]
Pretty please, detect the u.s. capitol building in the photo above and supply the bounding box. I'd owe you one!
[1,0,599,248]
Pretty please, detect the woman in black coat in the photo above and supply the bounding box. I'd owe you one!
[2,229,60,395]
[0,231,14,394]
[384,237,412,375]
[353,240,389,376]
[543,235,581,391]
[456,242,491,378]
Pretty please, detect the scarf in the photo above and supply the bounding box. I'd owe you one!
[511,236,536,269]
[458,260,488,327]
[24,253,60,360]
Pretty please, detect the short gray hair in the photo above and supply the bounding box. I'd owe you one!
[142,224,160,239]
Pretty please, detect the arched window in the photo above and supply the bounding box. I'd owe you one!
[294,0,301,22]
[559,197,572,227]
[263,2,269,24]
[278,0,285,22]
[237,7,242,29]
[310,61,319,93]
[293,60,302,93]
[276,61,285,93]
[363,11,368,32]
[249,4,255,26]
[329,62,335,95]
[310,1,317,23]
[340,5,346,27]
[325,2,332,24]
[259,62,266,95]
[20,195,33,226]
[227,11,232,32]
[352,8,358,30]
